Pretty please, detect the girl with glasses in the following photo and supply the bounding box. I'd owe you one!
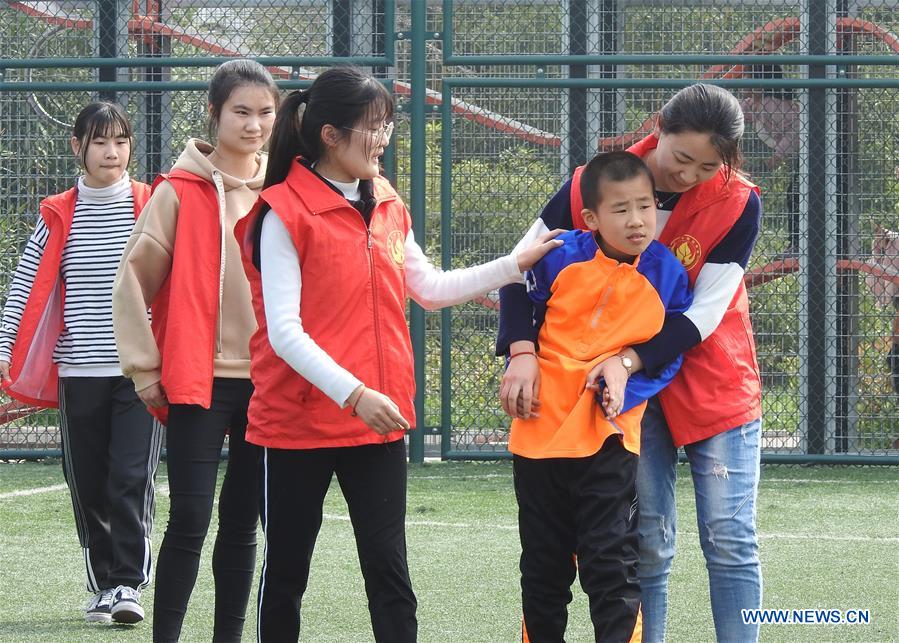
[234,65,562,641]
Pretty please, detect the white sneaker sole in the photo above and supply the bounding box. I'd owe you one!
[85,611,112,624]
[111,601,144,624]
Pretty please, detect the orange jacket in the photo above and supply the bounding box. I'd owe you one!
[3,181,151,407]
[236,160,415,449]
[509,236,690,458]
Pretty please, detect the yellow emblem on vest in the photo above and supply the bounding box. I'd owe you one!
[669,234,702,271]
[387,230,405,266]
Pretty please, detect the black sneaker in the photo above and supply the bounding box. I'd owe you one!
[85,588,114,623]
[110,585,144,624]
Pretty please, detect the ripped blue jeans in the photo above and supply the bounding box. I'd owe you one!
[637,396,762,643]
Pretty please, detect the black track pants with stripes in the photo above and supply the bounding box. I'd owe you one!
[58,375,162,593]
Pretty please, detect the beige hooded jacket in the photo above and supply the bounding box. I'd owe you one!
[113,139,266,392]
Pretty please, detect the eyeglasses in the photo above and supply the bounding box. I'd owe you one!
[343,122,395,142]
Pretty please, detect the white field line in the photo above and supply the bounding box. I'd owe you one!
[412,474,897,486]
[0,483,169,500]
[4,483,895,543]
[760,478,897,485]
[0,483,67,499]
[322,513,898,543]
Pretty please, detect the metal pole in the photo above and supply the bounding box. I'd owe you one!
[568,0,587,174]
[408,0,426,464]
[598,1,619,148]
[440,83,453,460]
[835,0,860,453]
[805,0,837,454]
[97,0,121,102]
[139,1,173,181]
[333,0,353,58]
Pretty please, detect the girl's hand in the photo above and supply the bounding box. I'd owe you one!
[352,387,411,435]
[0,360,10,382]
[585,356,629,419]
[137,381,168,408]
[516,229,565,272]
[500,343,541,419]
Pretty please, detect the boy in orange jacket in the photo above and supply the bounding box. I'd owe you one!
[509,151,692,642]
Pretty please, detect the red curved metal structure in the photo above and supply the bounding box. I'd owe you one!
[598,16,899,151]
[8,5,898,147]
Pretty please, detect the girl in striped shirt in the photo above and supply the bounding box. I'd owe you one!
[0,102,161,626]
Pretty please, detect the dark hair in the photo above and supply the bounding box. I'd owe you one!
[657,83,745,179]
[750,63,795,101]
[72,102,133,169]
[265,66,393,187]
[207,59,280,141]
[580,151,655,211]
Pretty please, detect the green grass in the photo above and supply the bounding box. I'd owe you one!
[0,461,897,642]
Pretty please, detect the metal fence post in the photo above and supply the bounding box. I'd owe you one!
[334,0,352,57]
[567,0,587,174]
[139,1,173,181]
[806,0,839,454]
[408,0,426,464]
[97,0,126,102]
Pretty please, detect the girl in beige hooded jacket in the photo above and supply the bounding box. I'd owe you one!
[113,59,279,642]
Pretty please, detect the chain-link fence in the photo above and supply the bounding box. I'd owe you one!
[1,1,897,463]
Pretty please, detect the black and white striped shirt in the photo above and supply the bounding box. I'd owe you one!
[0,173,136,376]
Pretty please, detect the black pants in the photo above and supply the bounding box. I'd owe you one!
[514,436,641,643]
[257,439,417,642]
[58,376,162,592]
[153,378,259,643]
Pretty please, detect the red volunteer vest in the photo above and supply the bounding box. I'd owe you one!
[571,134,762,445]
[236,160,415,449]
[3,181,151,407]
[146,170,226,423]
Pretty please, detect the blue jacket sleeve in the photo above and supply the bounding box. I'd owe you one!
[524,258,552,341]
[632,191,761,375]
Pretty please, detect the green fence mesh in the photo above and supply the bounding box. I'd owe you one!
[1,0,897,462]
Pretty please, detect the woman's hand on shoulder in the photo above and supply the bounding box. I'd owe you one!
[137,381,167,408]
[351,386,411,436]
[515,229,565,272]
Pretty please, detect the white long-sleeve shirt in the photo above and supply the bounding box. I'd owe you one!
[260,185,523,408]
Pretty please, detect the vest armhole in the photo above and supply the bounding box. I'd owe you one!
[251,203,273,271]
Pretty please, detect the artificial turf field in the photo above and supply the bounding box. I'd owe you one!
[0,460,896,642]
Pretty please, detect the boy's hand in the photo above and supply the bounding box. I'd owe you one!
[515,229,565,272]
[500,343,541,419]
[353,387,411,435]
[586,357,629,419]
[137,381,167,408]
[0,360,10,382]
[514,396,542,419]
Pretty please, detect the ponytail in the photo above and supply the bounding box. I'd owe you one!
[263,66,393,189]
[265,90,310,187]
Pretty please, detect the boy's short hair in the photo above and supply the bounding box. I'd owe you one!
[580,151,656,211]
